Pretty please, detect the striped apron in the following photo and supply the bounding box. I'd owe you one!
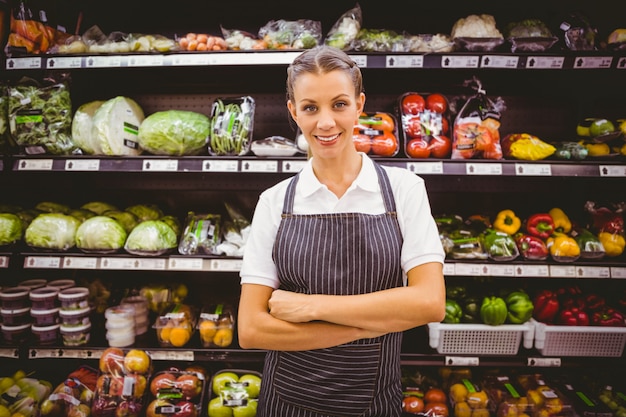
[257,163,404,417]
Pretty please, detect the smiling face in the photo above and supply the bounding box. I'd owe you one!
[288,69,365,161]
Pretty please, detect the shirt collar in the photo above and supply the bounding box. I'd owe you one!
[298,153,380,198]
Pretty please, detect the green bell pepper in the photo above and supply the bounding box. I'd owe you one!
[480,296,508,326]
[482,228,520,261]
[505,291,534,324]
[446,285,467,301]
[444,300,463,324]
[461,296,482,323]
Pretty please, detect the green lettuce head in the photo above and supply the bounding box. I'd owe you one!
[25,213,80,250]
[76,216,127,253]
[124,220,177,255]
[0,213,24,245]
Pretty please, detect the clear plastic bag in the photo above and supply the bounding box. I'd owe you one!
[324,3,362,50]
[208,96,255,156]
[258,19,322,49]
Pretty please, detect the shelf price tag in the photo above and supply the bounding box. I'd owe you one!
[202,159,238,172]
[481,55,519,68]
[16,159,54,171]
[30,349,62,358]
[484,263,516,277]
[441,55,480,68]
[575,266,611,279]
[573,56,613,69]
[171,54,210,66]
[6,57,42,69]
[515,264,550,277]
[528,357,561,367]
[0,349,18,358]
[0,256,8,268]
[209,259,243,271]
[385,55,424,68]
[24,256,61,269]
[65,159,100,171]
[515,163,552,176]
[241,160,278,172]
[444,356,479,366]
[46,56,83,69]
[549,265,577,278]
[525,56,565,69]
[101,257,167,270]
[466,162,502,175]
[63,256,99,269]
[611,267,626,279]
[149,350,195,361]
[128,55,164,66]
[454,263,484,276]
[142,159,179,171]
[599,165,626,177]
[442,262,456,275]
[168,257,204,271]
[406,161,444,174]
[85,55,123,68]
[282,160,307,173]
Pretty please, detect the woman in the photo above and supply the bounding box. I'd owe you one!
[238,45,446,417]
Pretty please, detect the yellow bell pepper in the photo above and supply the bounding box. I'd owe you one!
[493,209,521,235]
[547,233,581,259]
[549,207,572,233]
[598,232,625,257]
[579,141,610,156]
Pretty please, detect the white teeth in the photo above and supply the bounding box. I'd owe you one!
[317,134,339,142]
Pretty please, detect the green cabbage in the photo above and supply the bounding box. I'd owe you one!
[159,215,181,237]
[0,213,23,245]
[125,204,163,222]
[138,110,210,156]
[104,210,139,233]
[69,208,96,222]
[72,100,105,154]
[35,201,71,214]
[81,201,119,215]
[25,213,80,250]
[124,220,177,255]
[92,96,144,156]
[75,216,127,253]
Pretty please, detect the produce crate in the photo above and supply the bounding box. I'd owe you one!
[427,322,534,355]
[531,318,626,357]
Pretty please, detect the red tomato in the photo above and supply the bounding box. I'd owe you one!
[402,396,425,414]
[404,116,422,138]
[441,117,449,135]
[373,112,395,132]
[424,388,448,404]
[353,134,371,154]
[424,402,449,417]
[406,138,430,158]
[402,93,426,115]
[426,93,448,114]
[371,132,397,157]
[428,135,452,159]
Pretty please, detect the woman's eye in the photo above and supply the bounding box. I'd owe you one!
[303,104,317,112]
[334,101,347,109]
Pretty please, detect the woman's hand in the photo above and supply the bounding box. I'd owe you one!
[268,289,314,322]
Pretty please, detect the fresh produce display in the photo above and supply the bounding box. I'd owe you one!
[480,296,508,326]
[516,374,574,417]
[75,216,128,254]
[505,19,558,52]
[137,110,210,156]
[447,378,490,417]
[124,220,178,256]
[353,111,399,157]
[505,291,534,324]
[323,3,362,50]
[208,370,261,417]
[450,14,504,51]
[40,366,97,417]
[493,210,521,235]
[177,33,228,51]
[258,19,322,49]
[0,212,23,246]
[154,303,197,348]
[597,385,626,417]
[197,304,235,348]
[24,212,81,251]
[500,133,556,161]
[0,370,52,417]
[398,92,452,159]
[85,96,145,156]
[552,141,589,161]
[146,367,206,417]
[584,201,625,257]
[208,97,255,156]
[481,228,519,261]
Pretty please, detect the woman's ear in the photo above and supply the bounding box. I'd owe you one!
[287,100,297,123]
[356,92,366,120]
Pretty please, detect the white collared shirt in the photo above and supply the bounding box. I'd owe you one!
[240,153,445,289]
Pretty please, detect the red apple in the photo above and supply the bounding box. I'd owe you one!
[175,374,202,400]
[123,349,151,375]
[115,400,142,417]
[96,374,125,397]
[91,396,117,417]
[146,399,174,417]
[173,401,197,417]
[150,373,177,397]
[99,347,125,375]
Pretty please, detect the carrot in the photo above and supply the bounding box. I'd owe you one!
[196,42,207,51]
[187,39,198,50]
[196,33,208,44]
[186,32,197,41]
[205,36,215,50]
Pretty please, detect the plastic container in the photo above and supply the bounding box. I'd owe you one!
[209,369,261,412]
[31,323,60,345]
[29,286,60,310]
[120,295,149,335]
[106,327,135,347]
[46,279,75,290]
[1,323,31,343]
[58,287,90,310]
[353,111,400,158]
[0,286,31,310]
[105,305,135,346]
[58,306,91,327]
[197,304,235,348]
[30,307,59,326]
[154,304,196,348]
[18,279,47,290]
[148,369,206,416]
[0,307,31,326]
[60,323,91,346]
[427,322,534,355]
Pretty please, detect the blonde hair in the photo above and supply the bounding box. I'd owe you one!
[286,45,363,103]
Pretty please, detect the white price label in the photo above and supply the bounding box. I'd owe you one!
[515,163,552,176]
[128,55,164,66]
[575,266,611,278]
[136,258,167,270]
[6,57,42,69]
[485,264,516,276]
[168,258,204,271]
[171,54,210,66]
[30,349,62,358]
[453,263,484,276]
[549,265,577,278]
[16,159,54,170]
[349,55,368,68]
[282,160,307,173]
[46,56,83,69]
[441,55,480,68]
[466,163,502,175]
[528,357,561,367]
[481,55,519,68]
[24,256,61,269]
[65,159,100,171]
[599,165,626,177]
[241,160,278,172]
[442,262,456,275]
[0,257,8,268]
[406,161,444,174]
[209,259,243,271]
[202,159,239,172]
[142,159,179,171]
[525,56,565,69]
[63,257,98,269]
[514,264,550,277]
[573,56,613,69]
[149,351,195,361]
[101,257,139,270]
[611,267,626,279]
[444,356,480,366]
[386,55,424,68]
[0,349,18,358]
[85,55,122,67]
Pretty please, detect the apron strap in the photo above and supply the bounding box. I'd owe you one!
[281,173,300,215]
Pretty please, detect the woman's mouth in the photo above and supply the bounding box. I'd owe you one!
[315,133,340,143]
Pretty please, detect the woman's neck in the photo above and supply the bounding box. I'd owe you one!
[312,152,363,198]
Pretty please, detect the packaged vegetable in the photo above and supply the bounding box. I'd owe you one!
[501,133,556,160]
[208,96,255,156]
[351,28,404,52]
[324,3,362,50]
[559,11,597,51]
[553,141,588,160]
[221,26,266,50]
[515,233,549,261]
[353,111,399,157]
[505,19,558,52]
[451,14,504,51]
[572,228,605,259]
[547,233,581,262]
[482,228,519,261]
[197,304,235,347]
[452,78,505,160]
[258,19,321,49]
[178,212,221,255]
[92,96,144,156]
[138,110,210,156]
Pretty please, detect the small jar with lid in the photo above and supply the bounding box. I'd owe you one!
[1,323,31,343]
[120,296,149,335]
[18,279,47,290]
[58,307,91,327]
[58,287,90,310]
[29,286,60,310]
[105,306,135,347]
[0,306,31,326]
[0,286,30,310]
[32,323,60,345]
[31,307,60,326]
[47,279,75,291]
[59,323,91,346]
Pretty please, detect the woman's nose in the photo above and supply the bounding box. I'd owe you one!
[317,109,336,130]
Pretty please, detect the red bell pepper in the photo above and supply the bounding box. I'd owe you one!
[558,307,589,326]
[533,290,560,323]
[526,213,555,239]
[515,233,549,260]
[592,307,625,327]
[584,293,606,312]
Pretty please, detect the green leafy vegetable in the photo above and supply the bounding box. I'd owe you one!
[81,201,119,215]
[25,213,80,250]
[124,220,177,255]
[138,110,210,156]
[125,204,163,222]
[75,215,127,253]
[209,97,255,156]
[104,210,139,233]
[0,213,24,245]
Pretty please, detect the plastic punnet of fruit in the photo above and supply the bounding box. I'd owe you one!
[447,378,489,417]
[147,368,206,417]
[515,374,575,417]
[208,369,262,417]
[197,304,235,348]
[154,304,197,348]
[482,374,535,417]
[353,111,400,157]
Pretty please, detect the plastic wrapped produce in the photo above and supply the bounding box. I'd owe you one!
[324,3,362,50]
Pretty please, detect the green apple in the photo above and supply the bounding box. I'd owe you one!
[590,118,615,137]
[207,397,233,417]
[238,374,262,399]
[232,403,256,417]
[0,377,15,394]
[0,404,12,417]
[212,372,239,396]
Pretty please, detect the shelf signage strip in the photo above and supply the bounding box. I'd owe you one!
[573,56,613,69]
[149,350,195,361]
[481,55,519,69]
[142,159,179,172]
[16,159,54,171]
[445,356,479,366]
[202,159,239,172]
[406,161,444,174]
[528,357,561,367]
[385,55,424,68]
[441,55,480,68]
[514,163,552,176]
[524,56,565,69]
[65,159,101,171]
[611,267,626,279]
[599,165,626,177]
[24,256,62,269]
[0,256,8,268]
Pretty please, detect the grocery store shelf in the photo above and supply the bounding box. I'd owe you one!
[4,50,626,71]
